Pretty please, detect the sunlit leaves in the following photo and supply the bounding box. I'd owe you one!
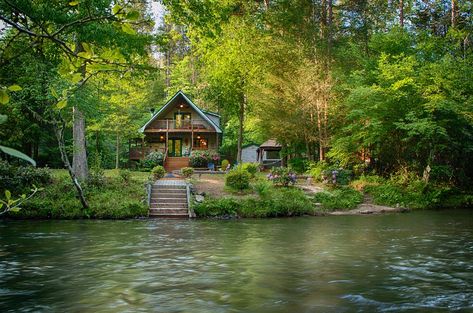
[8,85,22,91]
[112,4,122,15]
[56,99,67,110]
[0,85,22,104]
[121,23,136,35]
[126,11,140,21]
[69,1,79,6]
[0,89,9,104]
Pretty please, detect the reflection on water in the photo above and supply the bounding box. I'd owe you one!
[0,210,472,312]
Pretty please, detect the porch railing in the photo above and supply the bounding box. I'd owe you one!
[151,119,212,131]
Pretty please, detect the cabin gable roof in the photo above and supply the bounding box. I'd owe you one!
[140,90,222,133]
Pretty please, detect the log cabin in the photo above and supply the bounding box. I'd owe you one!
[129,90,222,172]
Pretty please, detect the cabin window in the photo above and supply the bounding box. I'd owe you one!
[175,113,191,128]
[266,150,280,160]
[193,137,208,148]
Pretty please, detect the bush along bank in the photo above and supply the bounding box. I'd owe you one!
[192,166,365,218]
[3,167,149,219]
[192,187,318,218]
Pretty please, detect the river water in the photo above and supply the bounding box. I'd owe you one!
[1,210,472,312]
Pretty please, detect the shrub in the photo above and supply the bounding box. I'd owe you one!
[350,174,384,191]
[119,169,132,184]
[288,157,308,174]
[225,168,251,191]
[242,162,259,177]
[190,150,209,167]
[221,159,230,171]
[322,168,352,185]
[151,165,166,180]
[267,167,297,186]
[181,167,194,178]
[313,187,363,211]
[87,167,106,188]
[193,197,239,217]
[144,151,164,168]
[307,161,329,182]
[0,160,52,193]
[252,179,273,197]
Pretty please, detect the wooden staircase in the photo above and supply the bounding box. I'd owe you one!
[164,157,190,172]
[149,182,190,218]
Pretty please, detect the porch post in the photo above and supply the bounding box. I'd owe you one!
[215,133,218,150]
[166,131,169,156]
[141,137,145,160]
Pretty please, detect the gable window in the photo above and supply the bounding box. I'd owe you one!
[174,112,191,128]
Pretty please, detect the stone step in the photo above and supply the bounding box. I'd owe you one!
[152,189,186,194]
[150,202,187,209]
[153,185,186,190]
[149,208,189,215]
[149,213,189,218]
[153,193,187,199]
[151,197,187,204]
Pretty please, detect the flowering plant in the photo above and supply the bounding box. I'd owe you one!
[210,151,220,162]
[190,150,221,167]
[267,167,297,186]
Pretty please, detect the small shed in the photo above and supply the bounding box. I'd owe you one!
[257,139,282,168]
[241,143,259,163]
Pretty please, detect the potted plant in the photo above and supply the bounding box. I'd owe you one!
[208,150,220,171]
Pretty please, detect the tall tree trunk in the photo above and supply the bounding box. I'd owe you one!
[54,119,89,210]
[327,0,333,57]
[321,0,327,40]
[236,93,246,164]
[72,106,88,180]
[451,0,457,28]
[316,102,325,161]
[72,41,88,180]
[399,0,404,28]
[115,131,120,169]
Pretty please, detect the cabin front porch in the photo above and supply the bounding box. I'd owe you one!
[129,132,219,171]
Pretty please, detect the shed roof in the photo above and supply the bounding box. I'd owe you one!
[259,139,282,149]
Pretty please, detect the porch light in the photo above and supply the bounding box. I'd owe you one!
[179,104,184,108]
[197,135,201,139]
[160,135,164,140]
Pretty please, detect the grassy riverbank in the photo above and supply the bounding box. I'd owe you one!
[191,172,473,218]
[6,169,149,219]
[3,165,471,220]
[191,174,365,218]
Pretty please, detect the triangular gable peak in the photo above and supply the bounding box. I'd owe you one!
[140,90,222,133]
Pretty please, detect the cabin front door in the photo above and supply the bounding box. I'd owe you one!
[168,138,182,157]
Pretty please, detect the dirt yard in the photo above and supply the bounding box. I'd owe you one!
[192,174,228,197]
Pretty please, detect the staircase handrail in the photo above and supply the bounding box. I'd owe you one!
[163,147,168,165]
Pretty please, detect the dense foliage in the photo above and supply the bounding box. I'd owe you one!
[1,1,472,210]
